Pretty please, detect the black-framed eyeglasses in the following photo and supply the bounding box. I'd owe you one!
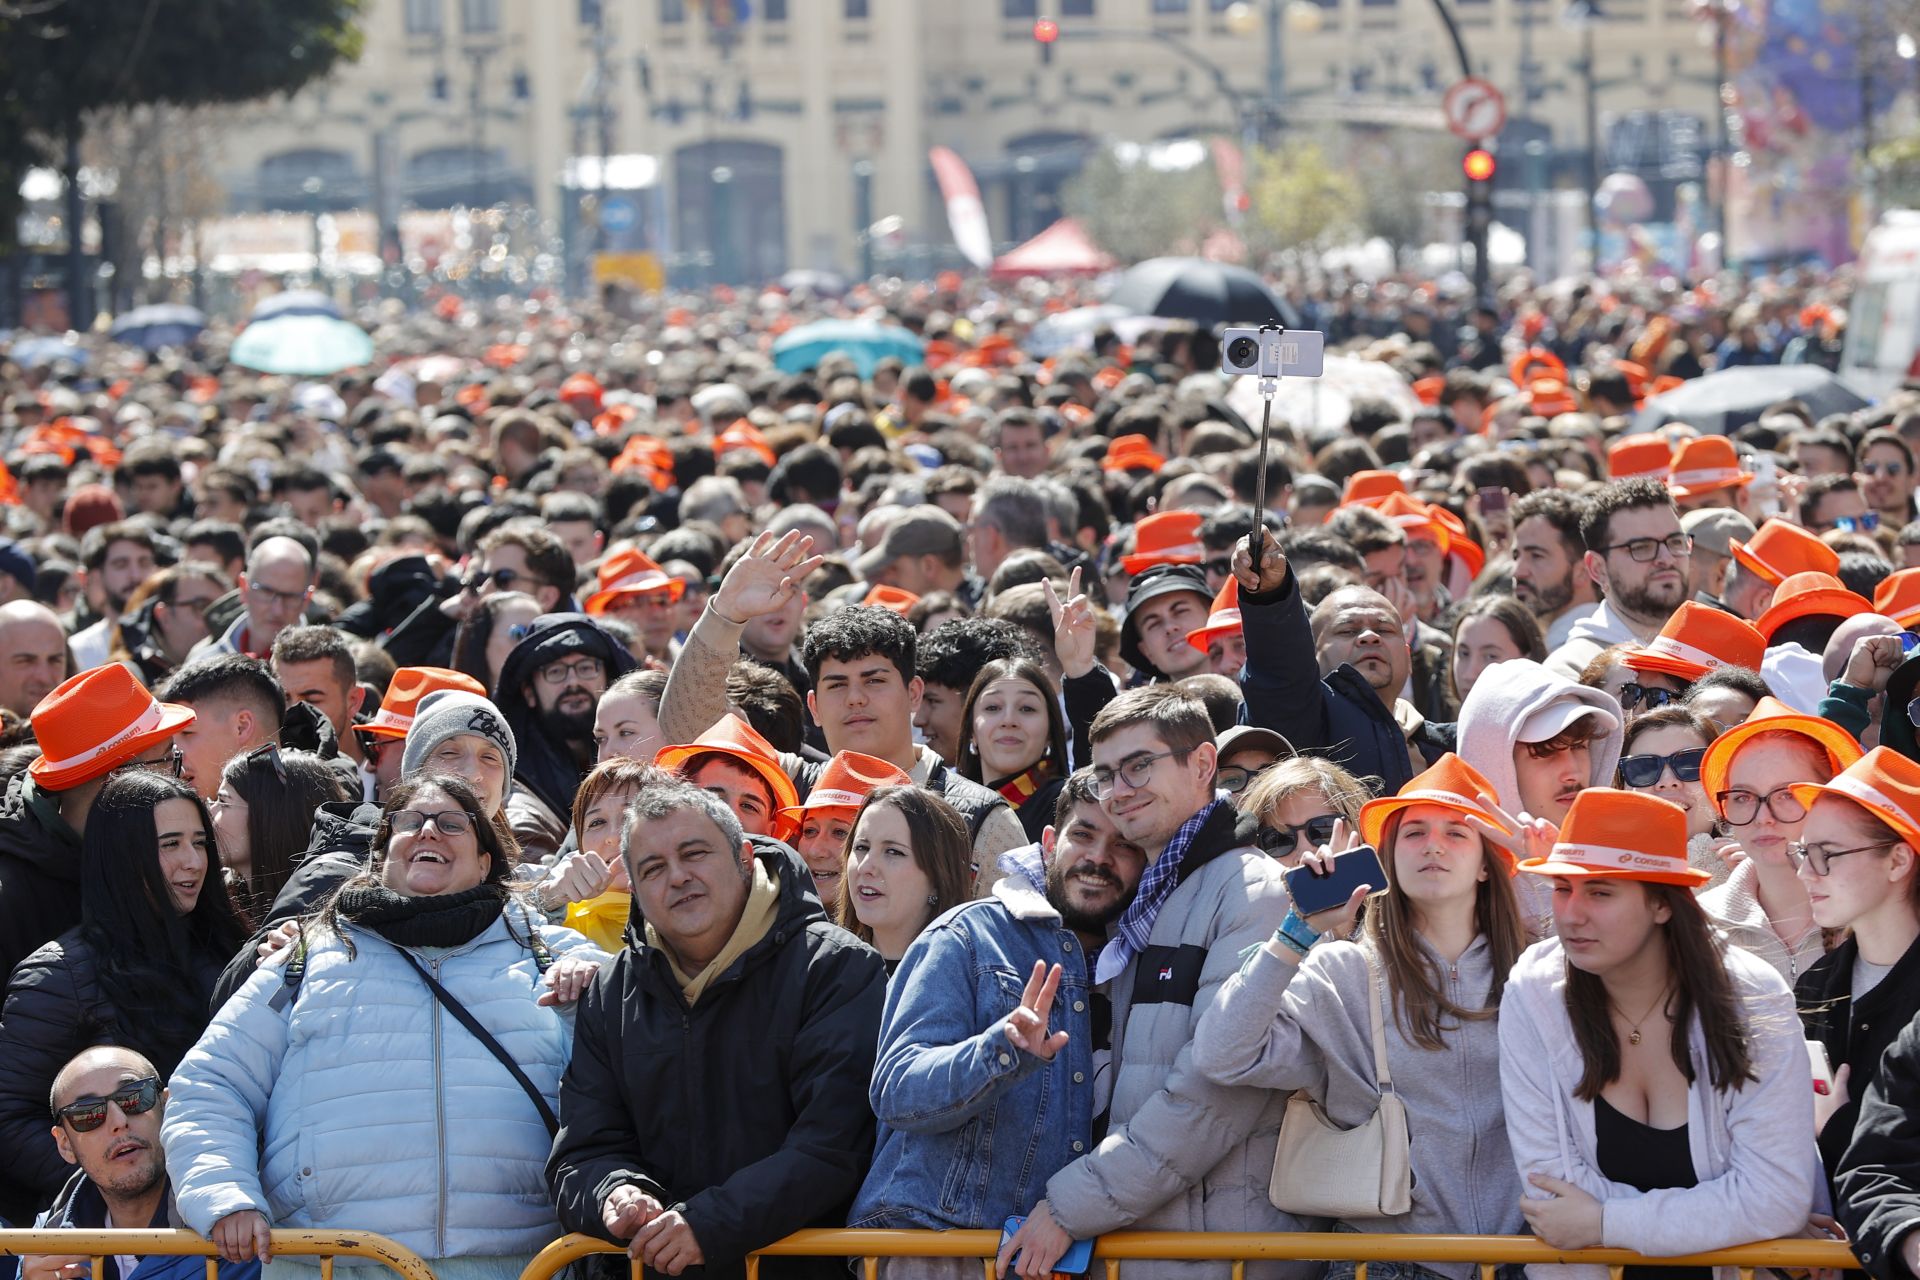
[1619,747,1706,788]
[538,656,607,687]
[244,741,287,784]
[54,1076,161,1131]
[1090,749,1187,798]
[1255,813,1341,856]
[1602,533,1692,563]
[392,809,473,837]
[1619,682,1678,712]
[1203,557,1234,579]
[1788,839,1899,876]
[1717,784,1807,827]
[462,567,546,594]
[136,743,185,779]
[1216,763,1271,795]
[247,581,312,610]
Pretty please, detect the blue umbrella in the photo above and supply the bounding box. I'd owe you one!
[231,314,373,376]
[772,318,924,377]
[110,304,208,351]
[7,336,86,368]
[248,289,343,322]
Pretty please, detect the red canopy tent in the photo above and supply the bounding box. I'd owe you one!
[988,218,1118,279]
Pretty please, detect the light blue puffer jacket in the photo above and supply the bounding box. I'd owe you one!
[161,903,605,1264]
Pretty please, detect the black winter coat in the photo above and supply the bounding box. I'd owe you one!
[546,845,886,1280]
[1797,932,1920,1186]
[0,774,82,986]
[1836,1007,1920,1279]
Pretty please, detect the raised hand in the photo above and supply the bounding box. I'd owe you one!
[541,850,618,909]
[1231,526,1291,595]
[1291,817,1367,941]
[1844,632,1907,693]
[1004,961,1070,1061]
[1044,567,1097,680]
[1467,792,1559,867]
[710,531,824,625]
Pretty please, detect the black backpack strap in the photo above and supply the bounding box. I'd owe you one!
[395,947,560,1137]
[267,936,310,1012]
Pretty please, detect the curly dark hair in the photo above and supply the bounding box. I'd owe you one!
[914,616,1043,693]
[800,604,918,686]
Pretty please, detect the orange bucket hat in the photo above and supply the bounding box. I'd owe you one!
[1623,601,1766,682]
[1341,470,1407,505]
[776,750,913,824]
[1873,568,1920,628]
[1516,788,1709,887]
[1102,434,1166,474]
[1186,577,1243,653]
[1666,436,1755,500]
[1790,746,1920,852]
[30,666,197,792]
[358,667,489,742]
[862,584,920,615]
[1753,571,1871,643]
[1607,433,1674,480]
[1699,695,1863,817]
[1430,505,1485,580]
[584,547,687,615]
[1357,753,1513,868]
[1730,517,1841,587]
[1120,510,1206,575]
[1374,491,1451,553]
[655,713,801,842]
[559,372,604,409]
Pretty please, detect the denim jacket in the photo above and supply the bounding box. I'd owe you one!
[849,846,1095,1230]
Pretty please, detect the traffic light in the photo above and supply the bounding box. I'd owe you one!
[1034,18,1058,65]
[1463,148,1497,183]
[1463,146,1495,298]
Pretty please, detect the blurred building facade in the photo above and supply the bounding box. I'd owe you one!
[207,0,1721,281]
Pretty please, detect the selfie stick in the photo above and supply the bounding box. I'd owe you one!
[1250,370,1279,579]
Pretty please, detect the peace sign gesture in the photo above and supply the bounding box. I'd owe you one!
[1044,566,1097,680]
[1465,792,1559,866]
[1004,960,1070,1062]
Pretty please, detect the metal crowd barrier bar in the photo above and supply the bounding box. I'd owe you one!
[0,1228,437,1280]
[520,1229,1864,1280]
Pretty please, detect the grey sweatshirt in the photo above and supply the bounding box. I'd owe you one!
[1192,933,1523,1280]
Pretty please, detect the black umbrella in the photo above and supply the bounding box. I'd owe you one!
[1634,365,1871,435]
[1106,257,1302,328]
[110,304,207,351]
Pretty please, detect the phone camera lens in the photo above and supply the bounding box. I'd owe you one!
[1226,337,1259,368]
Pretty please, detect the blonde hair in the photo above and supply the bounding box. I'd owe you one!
[1238,755,1371,827]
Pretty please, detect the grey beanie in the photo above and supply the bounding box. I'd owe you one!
[402,690,519,782]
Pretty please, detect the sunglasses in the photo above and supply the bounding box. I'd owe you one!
[1618,746,1706,788]
[1833,513,1881,534]
[244,741,287,784]
[1255,814,1341,855]
[1618,682,1678,712]
[54,1076,161,1131]
[462,567,543,593]
[1203,557,1234,579]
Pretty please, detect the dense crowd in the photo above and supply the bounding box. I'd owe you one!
[1,266,1918,1280]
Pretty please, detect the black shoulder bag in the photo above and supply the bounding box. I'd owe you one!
[396,948,561,1138]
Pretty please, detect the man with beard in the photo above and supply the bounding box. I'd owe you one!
[68,522,159,671]
[1509,491,1600,649]
[11,1046,258,1280]
[494,614,638,859]
[1544,477,1693,678]
[850,769,1147,1237]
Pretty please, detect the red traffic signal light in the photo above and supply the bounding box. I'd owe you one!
[1033,18,1059,42]
[1463,148,1496,182]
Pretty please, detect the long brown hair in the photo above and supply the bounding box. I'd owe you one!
[1564,882,1756,1100]
[1363,809,1528,1050]
[955,658,1070,787]
[834,784,973,946]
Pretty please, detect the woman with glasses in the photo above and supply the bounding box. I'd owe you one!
[1616,707,1725,882]
[163,774,606,1280]
[1237,754,1371,867]
[1577,643,1687,718]
[955,658,1070,843]
[0,772,248,1226]
[1451,595,1546,706]
[1195,753,1530,1276]
[209,746,351,924]
[1697,697,1861,985]
[1790,747,1920,1187]
[449,591,543,695]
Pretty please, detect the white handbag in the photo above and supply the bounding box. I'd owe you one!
[1267,953,1414,1219]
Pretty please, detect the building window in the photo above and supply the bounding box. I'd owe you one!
[404,0,442,34]
[1154,0,1192,11]
[460,0,499,33]
[845,0,868,16]
[661,0,686,23]
[1061,0,1094,12]
[1002,0,1037,17]
[764,0,788,18]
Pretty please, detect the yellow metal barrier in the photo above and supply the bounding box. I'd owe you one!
[0,1228,437,1280]
[522,1228,1863,1280]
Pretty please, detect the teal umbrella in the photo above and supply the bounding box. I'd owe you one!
[231,314,373,376]
[772,318,924,377]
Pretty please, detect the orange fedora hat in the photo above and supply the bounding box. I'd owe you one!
[1790,746,1920,853]
[30,666,196,792]
[1730,517,1841,587]
[1430,505,1485,580]
[1102,433,1166,474]
[358,667,489,741]
[1358,753,1513,868]
[1699,695,1863,816]
[1517,788,1709,887]
[776,750,913,823]
[1607,433,1674,480]
[1874,568,1920,629]
[1120,510,1206,575]
[1754,571,1871,643]
[1666,436,1755,500]
[585,546,687,615]
[1341,469,1407,505]
[1623,601,1766,682]
[655,712,802,842]
[862,584,921,615]
[1186,577,1243,653]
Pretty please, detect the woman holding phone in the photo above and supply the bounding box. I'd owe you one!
[1194,753,1530,1279]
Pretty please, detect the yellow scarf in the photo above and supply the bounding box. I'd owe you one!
[645,859,781,1005]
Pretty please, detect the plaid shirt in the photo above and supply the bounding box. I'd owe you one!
[1094,794,1228,984]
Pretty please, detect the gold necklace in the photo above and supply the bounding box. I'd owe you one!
[1615,989,1670,1046]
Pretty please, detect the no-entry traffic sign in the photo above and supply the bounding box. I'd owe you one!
[1443,78,1507,141]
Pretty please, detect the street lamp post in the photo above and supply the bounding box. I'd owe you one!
[852,159,875,280]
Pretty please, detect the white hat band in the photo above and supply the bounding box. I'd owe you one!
[38,701,166,775]
[1138,540,1204,561]
[1645,635,1725,671]
[800,787,866,810]
[1205,608,1243,631]
[1670,466,1744,487]
[1549,841,1684,874]
[600,569,670,595]
[368,707,414,731]
[1825,774,1917,832]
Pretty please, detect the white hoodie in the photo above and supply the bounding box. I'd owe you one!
[1544,599,1640,680]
